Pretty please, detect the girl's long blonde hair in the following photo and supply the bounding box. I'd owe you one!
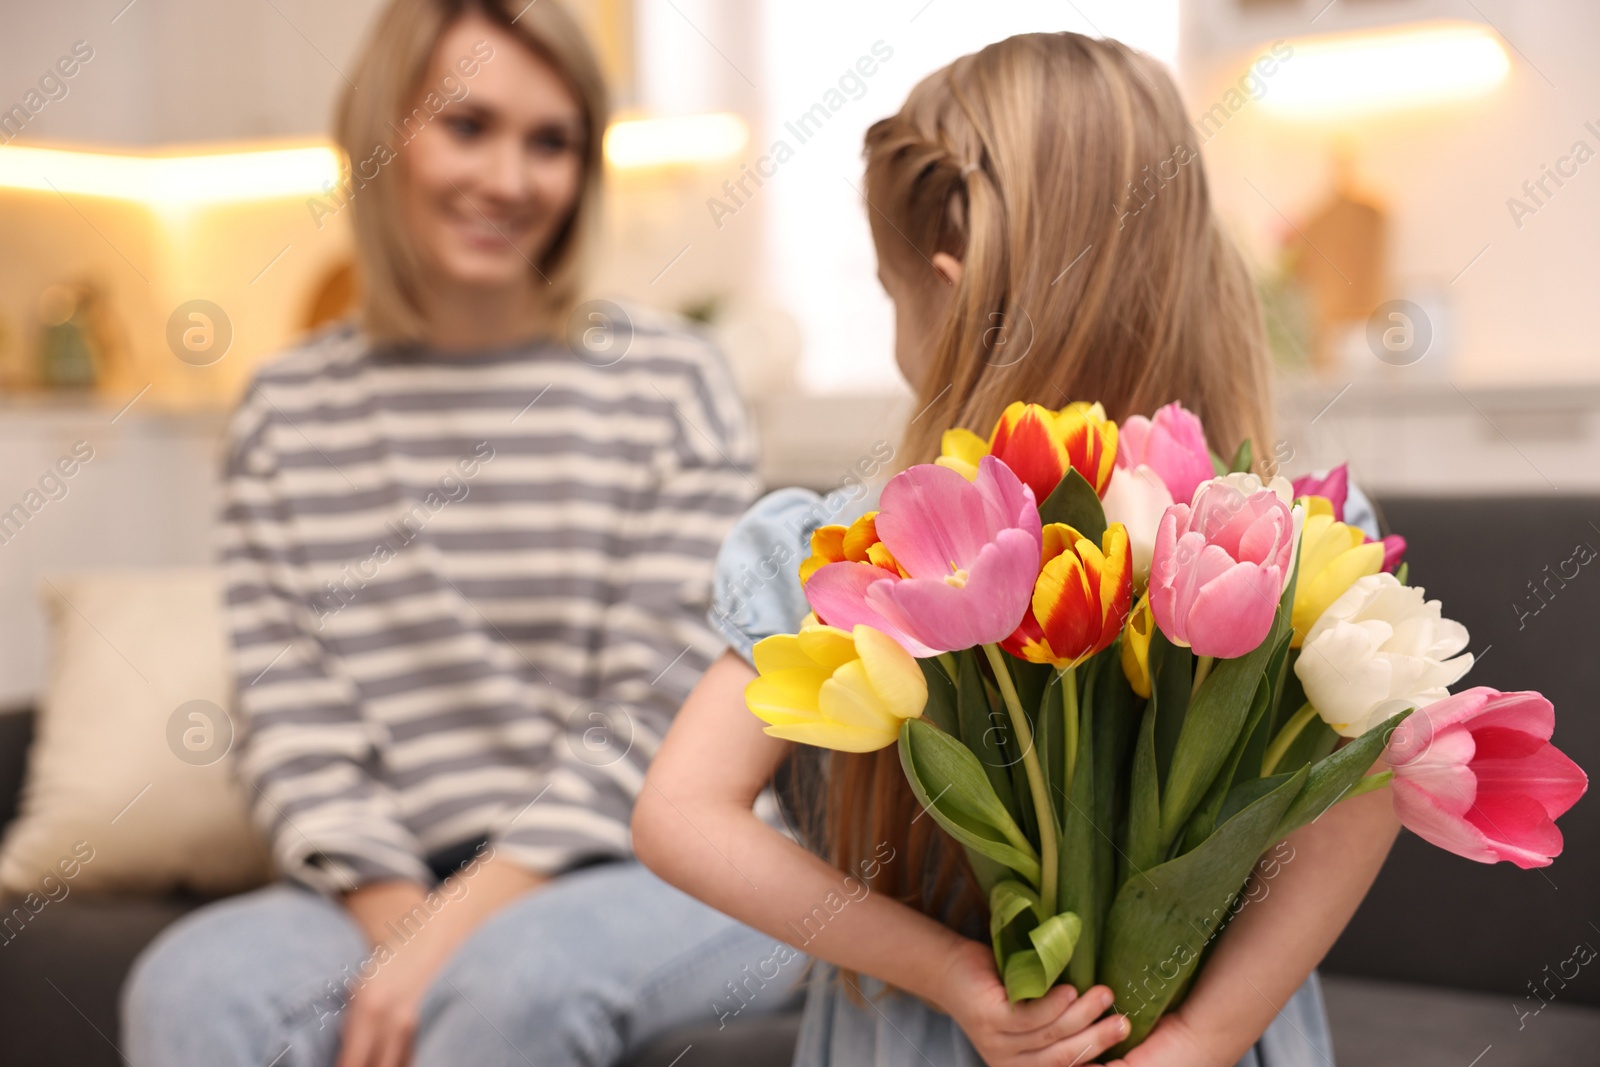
[819,32,1275,974]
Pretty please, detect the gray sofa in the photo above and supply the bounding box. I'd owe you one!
[1,495,1597,1065]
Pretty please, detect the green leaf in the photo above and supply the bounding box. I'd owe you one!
[1228,438,1254,474]
[1273,714,1338,775]
[989,879,1041,972]
[1275,708,1411,838]
[956,648,1017,815]
[1148,630,1190,787]
[1036,468,1107,543]
[1346,769,1394,800]
[1058,659,1100,989]
[1158,637,1278,848]
[918,657,959,738]
[1011,658,1054,731]
[1029,912,1083,990]
[988,656,1039,847]
[1124,695,1162,880]
[963,849,1014,903]
[988,881,1080,999]
[1236,636,1298,788]
[1179,672,1274,854]
[1395,561,1410,586]
[1210,449,1229,477]
[899,719,1041,885]
[960,844,1011,908]
[1003,950,1050,1001]
[1037,672,1063,827]
[1102,767,1309,1051]
[1217,769,1299,828]
[1092,645,1139,936]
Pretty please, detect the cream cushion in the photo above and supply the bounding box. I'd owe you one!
[0,568,271,895]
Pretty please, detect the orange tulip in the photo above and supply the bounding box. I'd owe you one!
[1004,522,1134,668]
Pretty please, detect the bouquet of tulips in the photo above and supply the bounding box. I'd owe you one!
[745,399,1589,1053]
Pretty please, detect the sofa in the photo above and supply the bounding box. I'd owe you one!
[1,494,1597,1066]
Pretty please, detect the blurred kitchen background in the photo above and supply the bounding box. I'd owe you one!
[1,0,1597,704]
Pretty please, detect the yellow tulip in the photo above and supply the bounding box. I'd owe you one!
[1291,508,1384,646]
[935,427,989,481]
[1121,593,1154,699]
[745,624,928,752]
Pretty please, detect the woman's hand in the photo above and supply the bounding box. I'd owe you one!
[935,938,1130,1067]
[337,880,438,1067]
[336,859,547,1067]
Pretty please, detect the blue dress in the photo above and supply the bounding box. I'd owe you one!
[708,485,1348,1067]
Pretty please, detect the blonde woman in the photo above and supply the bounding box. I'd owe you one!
[635,34,1392,1067]
[122,2,793,1065]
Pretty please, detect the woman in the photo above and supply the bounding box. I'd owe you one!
[122,2,798,1065]
[635,33,1389,1067]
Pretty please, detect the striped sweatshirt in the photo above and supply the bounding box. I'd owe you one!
[219,313,758,895]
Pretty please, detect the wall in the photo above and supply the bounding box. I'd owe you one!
[1181,0,1600,386]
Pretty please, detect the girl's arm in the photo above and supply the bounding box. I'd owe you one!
[1105,783,1400,1067]
[633,651,1132,1067]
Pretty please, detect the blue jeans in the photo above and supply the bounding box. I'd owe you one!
[793,962,1335,1067]
[122,861,804,1067]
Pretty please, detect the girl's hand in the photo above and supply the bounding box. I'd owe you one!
[1099,1008,1234,1067]
[935,938,1131,1066]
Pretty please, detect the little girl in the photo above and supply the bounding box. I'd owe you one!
[633,32,1397,1067]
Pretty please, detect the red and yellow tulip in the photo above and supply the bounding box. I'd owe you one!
[1004,522,1134,668]
[799,512,903,584]
[937,401,1118,503]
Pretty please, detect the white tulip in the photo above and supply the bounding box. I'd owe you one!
[1294,572,1474,738]
[1212,470,1295,506]
[1101,464,1174,593]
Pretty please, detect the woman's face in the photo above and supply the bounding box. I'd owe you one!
[400,13,586,292]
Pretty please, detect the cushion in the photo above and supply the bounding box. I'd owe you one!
[0,569,270,896]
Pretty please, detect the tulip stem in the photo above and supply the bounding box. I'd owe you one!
[982,643,1058,915]
[936,652,960,684]
[1191,655,1215,697]
[1059,666,1080,799]
[1261,701,1319,777]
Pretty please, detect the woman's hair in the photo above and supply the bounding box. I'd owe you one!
[334,0,608,341]
[822,32,1275,968]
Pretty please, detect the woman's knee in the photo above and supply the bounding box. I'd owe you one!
[122,885,365,1061]
[416,966,621,1067]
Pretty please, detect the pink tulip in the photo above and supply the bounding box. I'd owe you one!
[1117,402,1216,508]
[1379,534,1407,573]
[1387,687,1588,869]
[1147,481,1297,659]
[1291,464,1350,519]
[805,457,1044,656]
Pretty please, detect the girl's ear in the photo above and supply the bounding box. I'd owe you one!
[931,252,964,288]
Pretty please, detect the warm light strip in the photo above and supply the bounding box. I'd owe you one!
[603,112,748,169]
[1261,21,1510,117]
[0,112,752,207]
[0,143,341,205]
